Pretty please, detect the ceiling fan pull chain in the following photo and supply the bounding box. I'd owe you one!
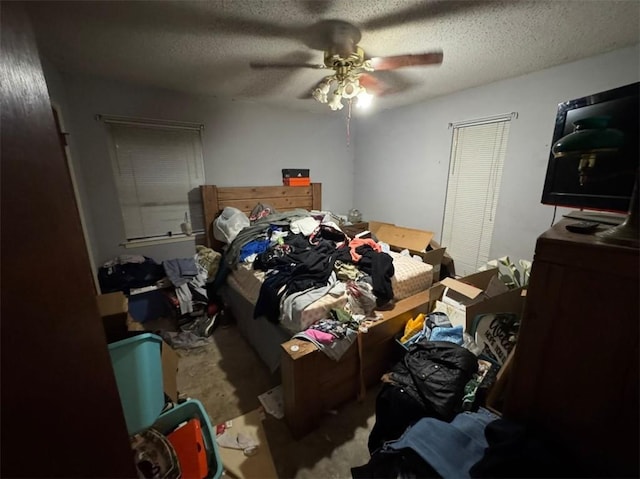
[346,99,353,147]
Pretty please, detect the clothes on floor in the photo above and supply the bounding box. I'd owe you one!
[360,408,581,478]
[164,258,208,315]
[163,258,199,287]
[159,331,213,350]
[359,408,498,479]
[98,256,165,294]
[383,340,478,421]
[102,254,146,267]
[195,245,221,281]
[367,383,433,455]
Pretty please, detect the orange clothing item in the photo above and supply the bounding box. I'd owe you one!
[349,238,382,262]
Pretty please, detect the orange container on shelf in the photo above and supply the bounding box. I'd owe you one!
[283,177,311,186]
[167,418,209,479]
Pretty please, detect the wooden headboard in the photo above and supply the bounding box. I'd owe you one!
[200,183,322,248]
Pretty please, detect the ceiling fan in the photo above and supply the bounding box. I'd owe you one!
[249,20,443,111]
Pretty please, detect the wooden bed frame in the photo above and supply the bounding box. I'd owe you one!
[200,184,431,438]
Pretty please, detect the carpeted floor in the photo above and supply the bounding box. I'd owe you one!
[175,320,378,478]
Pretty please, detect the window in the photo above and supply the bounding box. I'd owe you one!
[105,118,205,242]
[441,118,511,276]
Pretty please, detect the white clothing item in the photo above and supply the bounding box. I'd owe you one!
[102,254,146,268]
[290,217,320,236]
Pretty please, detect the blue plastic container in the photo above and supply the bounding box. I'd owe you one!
[108,333,164,435]
[154,399,223,479]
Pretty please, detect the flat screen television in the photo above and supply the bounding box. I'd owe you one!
[541,82,639,213]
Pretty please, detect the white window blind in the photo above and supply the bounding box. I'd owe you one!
[106,122,205,241]
[441,120,511,276]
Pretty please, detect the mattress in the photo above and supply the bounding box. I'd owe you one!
[227,252,433,334]
[389,251,434,299]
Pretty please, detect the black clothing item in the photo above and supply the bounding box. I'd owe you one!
[254,269,292,322]
[337,244,396,307]
[388,341,478,421]
[254,236,343,321]
[98,257,165,294]
[368,383,435,454]
[470,419,584,478]
[287,240,339,294]
[352,446,439,479]
[355,246,395,306]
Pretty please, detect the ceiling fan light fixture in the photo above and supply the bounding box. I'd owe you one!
[328,92,344,111]
[341,76,361,99]
[356,89,373,109]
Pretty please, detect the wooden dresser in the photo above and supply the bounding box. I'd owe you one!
[504,219,639,476]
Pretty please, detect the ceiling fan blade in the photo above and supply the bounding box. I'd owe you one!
[303,19,362,54]
[363,0,489,31]
[205,13,305,40]
[300,0,335,15]
[250,62,327,70]
[370,52,443,71]
[358,73,388,96]
[361,71,416,96]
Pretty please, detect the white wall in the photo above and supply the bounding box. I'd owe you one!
[354,45,640,262]
[41,58,101,284]
[46,72,355,266]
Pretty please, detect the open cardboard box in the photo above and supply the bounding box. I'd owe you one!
[97,292,179,402]
[368,221,449,280]
[425,268,526,331]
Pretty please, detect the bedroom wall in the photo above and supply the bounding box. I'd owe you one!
[353,44,640,263]
[40,58,100,285]
[43,70,356,267]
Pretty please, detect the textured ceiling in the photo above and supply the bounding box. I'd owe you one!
[29,0,640,113]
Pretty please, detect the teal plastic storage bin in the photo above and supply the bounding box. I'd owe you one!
[154,399,223,479]
[108,333,164,435]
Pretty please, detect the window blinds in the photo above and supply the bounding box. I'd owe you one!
[441,120,511,276]
[107,123,205,240]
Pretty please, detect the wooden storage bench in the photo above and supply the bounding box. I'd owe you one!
[281,290,430,438]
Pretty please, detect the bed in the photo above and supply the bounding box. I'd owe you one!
[201,183,433,437]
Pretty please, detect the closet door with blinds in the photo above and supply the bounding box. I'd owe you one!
[107,123,205,240]
[441,120,511,276]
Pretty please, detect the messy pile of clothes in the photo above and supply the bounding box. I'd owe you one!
[98,247,223,349]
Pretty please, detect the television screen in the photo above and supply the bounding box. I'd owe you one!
[541,82,639,213]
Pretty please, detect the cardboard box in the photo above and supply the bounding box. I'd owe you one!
[368,221,448,280]
[96,292,129,339]
[98,292,178,402]
[426,268,526,331]
[217,409,278,478]
[161,343,179,403]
